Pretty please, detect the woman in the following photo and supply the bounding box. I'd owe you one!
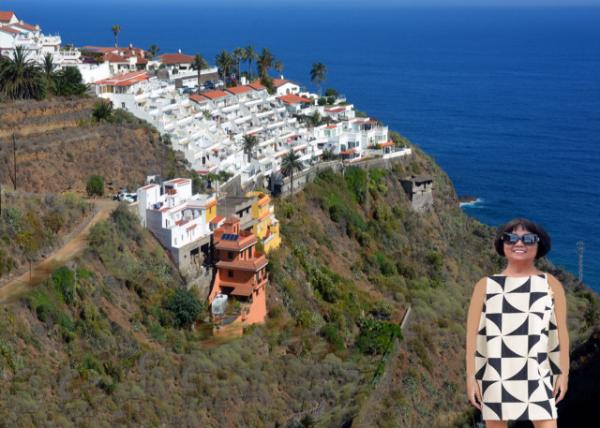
[466,218,569,427]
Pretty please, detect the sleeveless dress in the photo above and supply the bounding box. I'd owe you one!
[474,273,562,421]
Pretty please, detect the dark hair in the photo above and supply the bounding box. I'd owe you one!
[494,218,551,259]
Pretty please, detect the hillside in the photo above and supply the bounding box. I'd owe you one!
[0,99,598,427]
[0,98,189,195]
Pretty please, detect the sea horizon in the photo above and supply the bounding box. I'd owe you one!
[8,2,600,292]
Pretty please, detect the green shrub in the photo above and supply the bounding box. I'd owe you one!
[53,67,87,96]
[355,318,402,355]
[162,288,203,329]
[86,175,104,197]
[319,323,345,351]
[52,266,76,305]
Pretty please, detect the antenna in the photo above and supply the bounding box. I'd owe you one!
[576,240,584,283]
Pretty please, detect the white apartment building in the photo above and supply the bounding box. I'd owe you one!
[0,10,80,68]
[137,178,217,273]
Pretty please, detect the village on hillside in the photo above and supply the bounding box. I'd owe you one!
[1,10,430,335]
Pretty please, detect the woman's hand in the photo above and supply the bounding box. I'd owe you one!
[553,373,568,404]
[466,375,483,410]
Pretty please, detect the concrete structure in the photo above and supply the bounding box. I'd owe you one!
[217,195,258,232]
[208,217,269,331]
[400,175,434,212]
[136,178,217,275]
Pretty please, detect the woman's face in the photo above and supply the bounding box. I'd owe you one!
[503,225,538,263]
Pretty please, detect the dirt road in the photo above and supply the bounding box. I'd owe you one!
[0,199,118,303]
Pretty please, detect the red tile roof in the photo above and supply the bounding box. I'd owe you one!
[160,53,195,65]
[278,94,311,105]
[325,107,346,113]
[95,71,149,87]
[326,124,337,129]
[225,85,252,95]
[165,178,191,185]
[273,78,297,88]
[0,11,15,23]
[11,22,37,32]
[340,148,357,155]
[189,94,209,104]
[379,141,394,148]
[0,26,19,34]
[198,90,229,100]
[248,81,265,91]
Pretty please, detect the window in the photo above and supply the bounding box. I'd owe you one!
[228,270,234,278]
[228,251,234,260]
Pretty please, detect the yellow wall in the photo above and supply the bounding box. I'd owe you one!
[246,191,281,253]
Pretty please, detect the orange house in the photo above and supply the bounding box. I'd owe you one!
[208,217,269,328]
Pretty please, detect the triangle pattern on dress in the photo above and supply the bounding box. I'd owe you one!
[502,339,524,358]
[489,275,506,288]
[529,292,546,307]
[506,362,528,381]
[482,379,497,394]
[507,317,529,336]
[474,362,486,380]
[502,385,524,403]
[502,296,523,313]
[486,313,502,331]
[516,406,529,421]
[510,277,531,293]
[488,357,502,377]
[485,402,503,419]
[531,400,553,417]
[549,359,562,375]
[528,334,541,352]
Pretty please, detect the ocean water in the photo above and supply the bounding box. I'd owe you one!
[12,1,600,292]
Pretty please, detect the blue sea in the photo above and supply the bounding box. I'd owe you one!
[12,1,600,292]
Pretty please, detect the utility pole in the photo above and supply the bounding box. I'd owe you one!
[576,241,584,283]
[12,133,17,191]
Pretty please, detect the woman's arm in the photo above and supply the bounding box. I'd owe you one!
[465,277,486,410]
[466,277,487,377]
[547,273,569,403]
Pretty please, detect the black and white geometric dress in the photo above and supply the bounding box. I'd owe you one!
[474,273,562,421]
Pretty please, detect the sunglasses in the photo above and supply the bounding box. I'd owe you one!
[501,232,540,246]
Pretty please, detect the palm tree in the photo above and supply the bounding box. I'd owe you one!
[148,44,160,60]
[310,62,327,95]
[215,50,234,83]
[192,54,208,92]
[0,46,46,100]
[274,60,284,77]
[92,100,114,122]
[244,45,257,79]
[233,47,245,81]
[111,25,121,48]
[257,48,275,78]
[42,53,56,93]
[280,150,303,195]
[242,134,259,163]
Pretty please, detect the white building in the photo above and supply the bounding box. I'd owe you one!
[137,178,217,272]
[0,10,79,68]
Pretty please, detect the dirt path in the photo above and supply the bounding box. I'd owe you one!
[0,199,118,303]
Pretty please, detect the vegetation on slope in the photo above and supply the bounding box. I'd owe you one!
[0,191,91,279]
[0,138,598,427]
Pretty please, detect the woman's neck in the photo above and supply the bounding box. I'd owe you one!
[502,261,540,276]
